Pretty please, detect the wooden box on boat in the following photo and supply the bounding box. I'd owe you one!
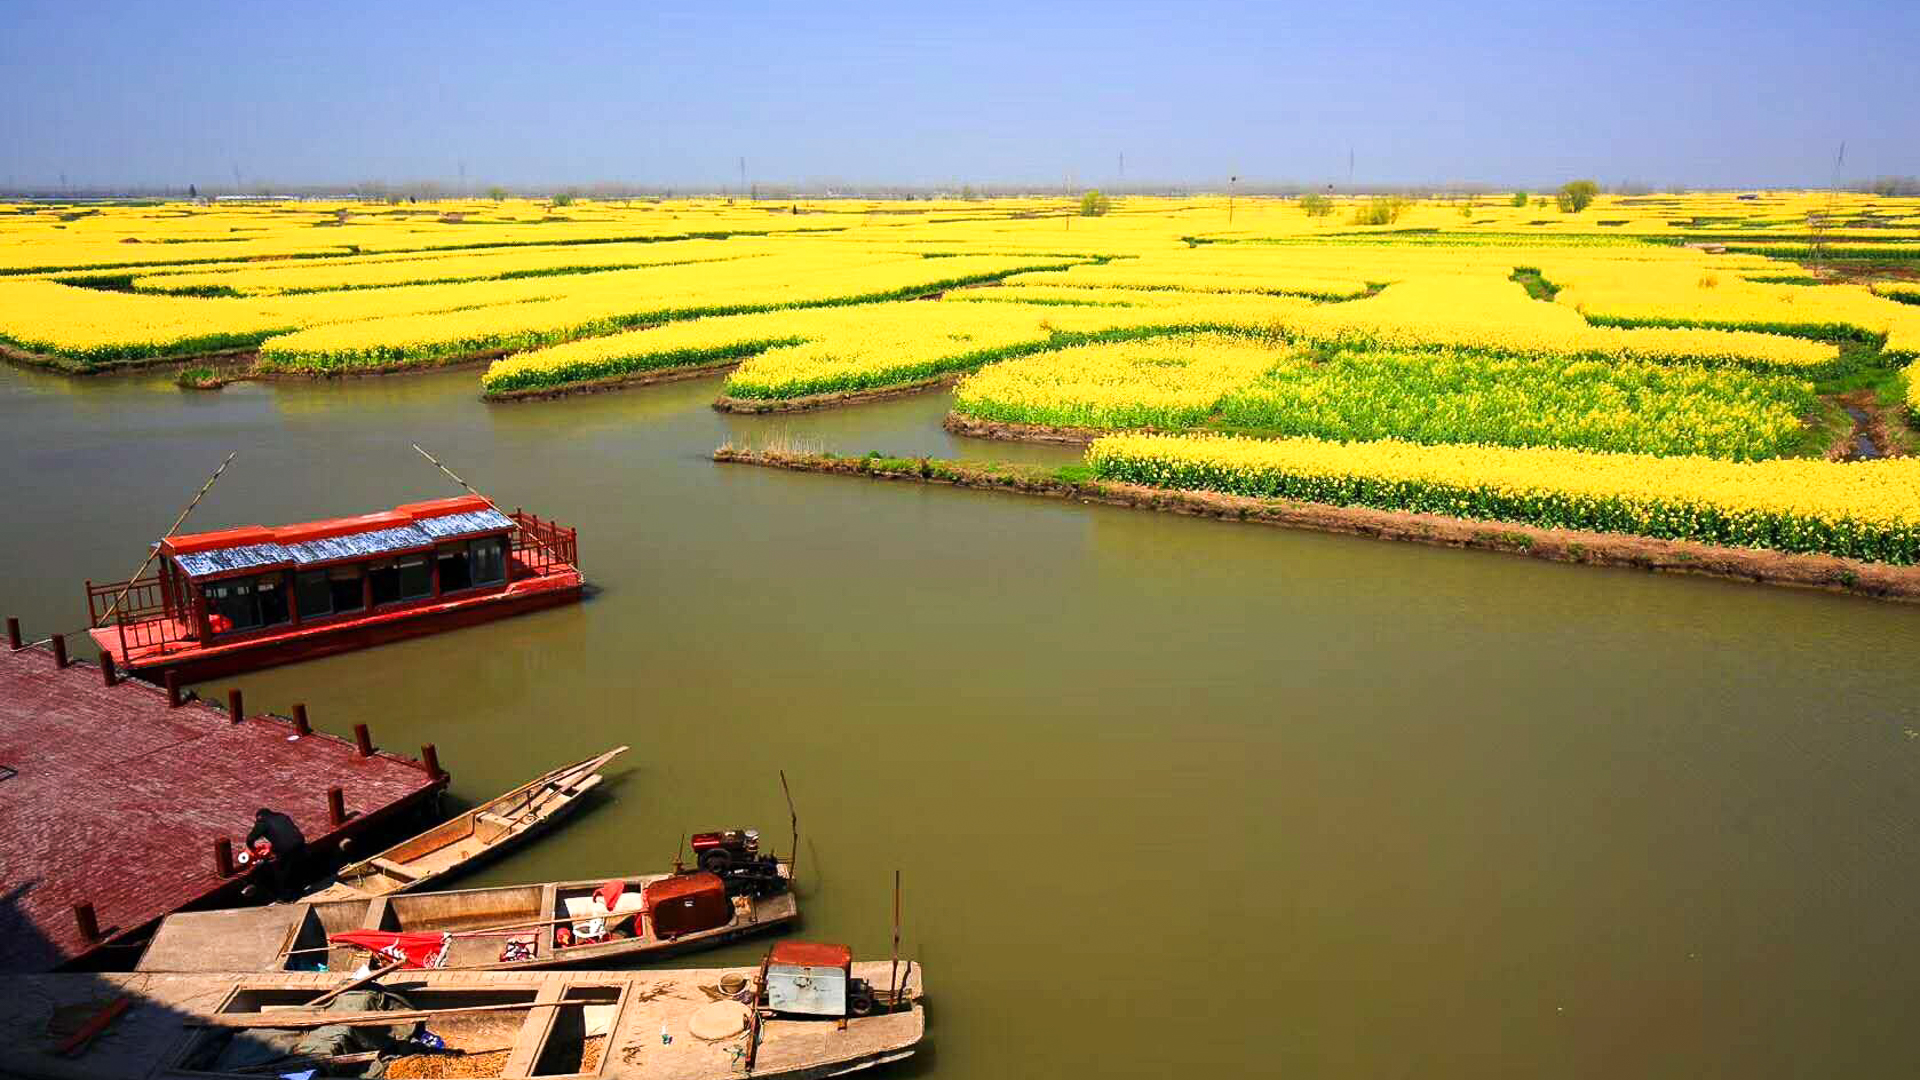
[305,746,627,902]
[136,867,797,973]
[0,964,924,1080]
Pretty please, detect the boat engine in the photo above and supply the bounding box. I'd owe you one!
[688,828,787,898]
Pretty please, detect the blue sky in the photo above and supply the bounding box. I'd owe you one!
[2,0,1915,190]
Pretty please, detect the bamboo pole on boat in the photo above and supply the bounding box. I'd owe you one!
[894,960,913,1012]
[780,770,800,884]
[743,950,773,1072]
[69,452,236,642]
[280,902,651,956]
[886,870,901,1010]
[411,443,565,564]
[192,999,570,1030]
[303,958,407,1010]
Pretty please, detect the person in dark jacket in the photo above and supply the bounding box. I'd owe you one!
[247,808,308,901]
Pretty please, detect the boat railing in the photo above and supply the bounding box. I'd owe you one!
[85,574,190,655]
[510,510,579,576]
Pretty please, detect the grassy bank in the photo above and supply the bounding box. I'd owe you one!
[712,445,1920,601]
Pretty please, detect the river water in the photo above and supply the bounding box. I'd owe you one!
[3,362,1918,1078]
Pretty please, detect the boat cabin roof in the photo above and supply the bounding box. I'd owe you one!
[769,941,853,969]
[161,495,514,579]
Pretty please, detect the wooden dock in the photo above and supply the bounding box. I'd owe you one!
[0,641,448,974]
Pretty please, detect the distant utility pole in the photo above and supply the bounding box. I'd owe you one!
[1812,141,1845,275]
[739,157,747,198]
[458,160,467,195]
[1228,175,1238,223]
[1118,152,1125,184]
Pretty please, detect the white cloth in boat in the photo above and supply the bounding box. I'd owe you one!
[562,891,645,937]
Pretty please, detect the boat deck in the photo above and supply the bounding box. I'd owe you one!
[0,644,447,974]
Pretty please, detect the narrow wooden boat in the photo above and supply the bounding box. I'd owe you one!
[0,962,924,1080]
[136,866,797,973]
[305,746,627,902]
[84,494,584,684]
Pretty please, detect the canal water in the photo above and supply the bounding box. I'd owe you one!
[3,362,1918,1078]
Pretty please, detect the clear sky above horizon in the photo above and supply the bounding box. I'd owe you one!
[3,0,1915,192]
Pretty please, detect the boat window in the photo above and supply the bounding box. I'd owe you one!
[255,573,290,627]
[398,555,432,600]
[368,561,402,607]
[201,572,290,633]
[471,536,507,586]
[329,564,366,613]
[437,543,473,592]
[202,577,260,633]
[296,569,332,619]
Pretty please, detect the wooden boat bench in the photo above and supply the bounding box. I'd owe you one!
[369,858,418,881]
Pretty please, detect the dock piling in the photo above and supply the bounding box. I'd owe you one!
[100,654,117,687]
[213,837,235,877]
[353,724,373,757]
[226,688,243,724]
[164,671,183,708]
[72,903,101,943]
[50,633,68,669]
[5,616,19,650]
[328,786,346,827]
[421,743,443,781]
[292,703,311,736]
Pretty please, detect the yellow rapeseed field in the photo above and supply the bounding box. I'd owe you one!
[7,192,1920,559]
[1086,433,1920,562]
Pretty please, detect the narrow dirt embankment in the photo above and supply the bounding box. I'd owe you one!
[482,359,744,403]
[711,374,963,414]
[713,446,1920,604]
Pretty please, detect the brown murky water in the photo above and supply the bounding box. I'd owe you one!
[4,363,1919,1078]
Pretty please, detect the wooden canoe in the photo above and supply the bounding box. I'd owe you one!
[0,964,924,1080]
[138,866,797,973]
[305,746,627,902]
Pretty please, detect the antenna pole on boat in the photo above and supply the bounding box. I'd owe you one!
[779,769,799,884]
[886,869,902,1009]
[90,451,238,632]
[411,443,563,561]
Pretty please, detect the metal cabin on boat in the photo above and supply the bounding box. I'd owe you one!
[85,495,581,682]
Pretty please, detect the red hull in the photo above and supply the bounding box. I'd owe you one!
[92,574,582,684]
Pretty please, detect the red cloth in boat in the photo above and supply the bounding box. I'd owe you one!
[329,930,451,970]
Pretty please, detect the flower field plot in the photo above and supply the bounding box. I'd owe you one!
[6,191,1920,567]
[1085,433,1920,564]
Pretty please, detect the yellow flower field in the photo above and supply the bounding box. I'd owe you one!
[6,192,1920,563]
[1086,433,1920,562]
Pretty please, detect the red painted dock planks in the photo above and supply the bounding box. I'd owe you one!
[0,645,445,973]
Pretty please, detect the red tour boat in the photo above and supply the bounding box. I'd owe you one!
[85,495,581,683]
